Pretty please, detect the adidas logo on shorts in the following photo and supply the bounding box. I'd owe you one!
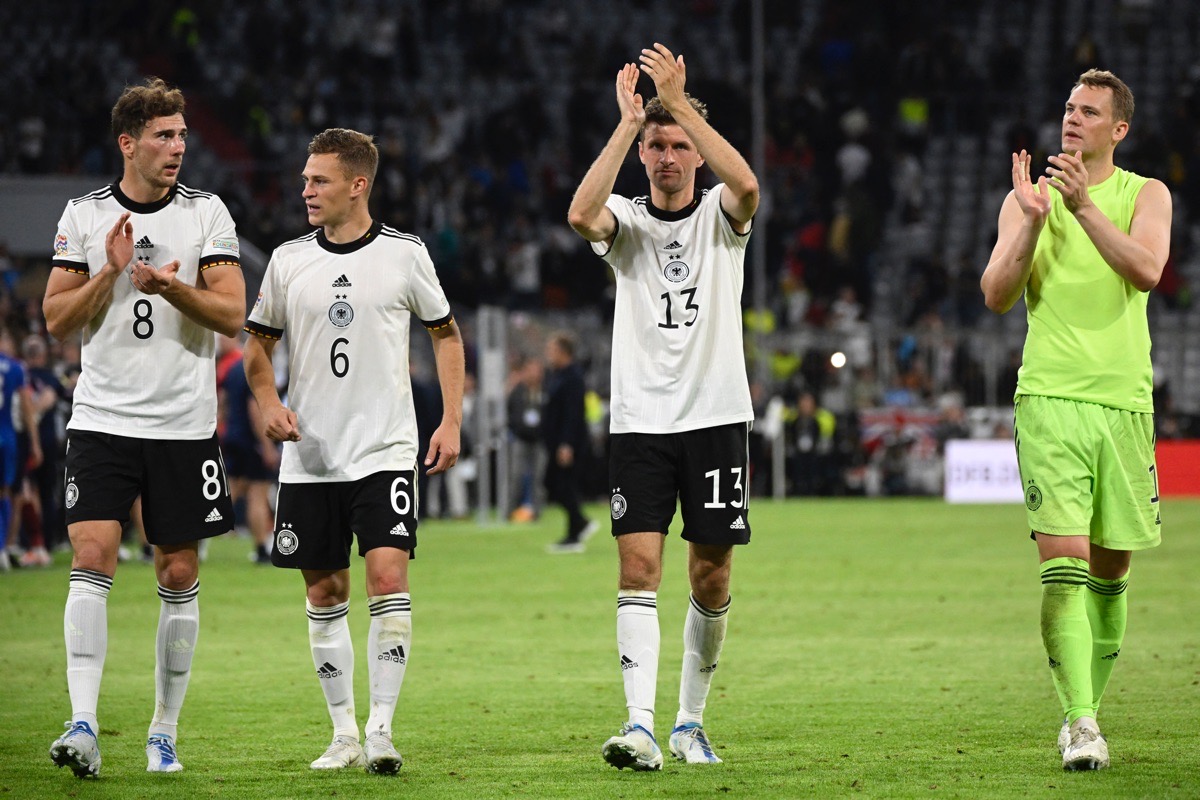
[729,516,746,530]
[389,523,409,536]
[205,508,224,522]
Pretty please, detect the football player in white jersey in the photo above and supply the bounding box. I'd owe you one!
[568,44,760,771]
[43,78,246,778]
[243,128,464,775]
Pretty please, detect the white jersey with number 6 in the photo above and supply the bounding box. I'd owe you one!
[593,185,754,434]
[246,222,452,482]
[51,183,241,439]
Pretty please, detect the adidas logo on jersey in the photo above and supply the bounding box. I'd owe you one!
[663,240,683,250]
[135,236,154,250]
[378,646,407,664]
[389,522,409,536]
[317,661,343,679]
[332,274,352,287]
[205,508,224,522]
[729,515,746,530]
[620,654,638,670]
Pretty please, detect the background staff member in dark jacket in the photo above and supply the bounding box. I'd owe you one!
[542,331,596,553]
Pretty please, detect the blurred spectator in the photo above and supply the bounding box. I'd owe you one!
[216,335,279,565]
[506,354,544,522]
[542,332,595,553]
[0,328,39,570]
[20,334,66,562]
[787,391,837,495]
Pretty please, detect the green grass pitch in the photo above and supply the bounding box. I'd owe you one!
[1,498,1197,798]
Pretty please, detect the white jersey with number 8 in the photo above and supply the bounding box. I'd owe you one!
[52,183,241,439]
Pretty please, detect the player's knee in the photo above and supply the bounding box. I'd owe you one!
[69,542,117,575]
[368,574,408,596]
[306,575,351,607]
[155,558,199,590]
[618,559,661,591]
[689,568,730,608]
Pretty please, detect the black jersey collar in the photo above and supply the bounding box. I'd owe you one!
[317,220,382,254]
[642,192,702,222]
[112,181,177,214]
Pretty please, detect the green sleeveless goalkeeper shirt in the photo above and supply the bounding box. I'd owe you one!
[1017,167,1153,412]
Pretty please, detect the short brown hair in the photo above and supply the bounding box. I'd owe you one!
[641,94,708,140]
[111,77,185,140]
[308,128,379,187]
[548,330,576,359]
[1074,69,1135,123]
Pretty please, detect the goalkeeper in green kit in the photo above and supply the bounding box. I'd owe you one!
[981,69,1172,772]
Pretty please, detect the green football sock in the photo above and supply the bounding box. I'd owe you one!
[1039,557,1093,723]
[1086,572,1129,718]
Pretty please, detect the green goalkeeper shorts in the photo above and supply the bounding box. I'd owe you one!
[1014,394,1161,550]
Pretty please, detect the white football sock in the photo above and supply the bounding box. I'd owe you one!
[617,590,659,734]
[676,593,730,728]
[65,569,112,731]
[149,581,200,739]
[308,601,358,740]
[365,593,411,737]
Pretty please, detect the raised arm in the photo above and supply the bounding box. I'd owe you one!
[638,43,760,227]
[43,212,132,341]
[131,260,246,337]
[1046,151,1171,291]
[982,151,1050,313]
[567,63,645,246]
[424,321,465,475]
[243,334,300,443]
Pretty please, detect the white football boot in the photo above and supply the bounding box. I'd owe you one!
[602,723,663,771]
[1061,716,1109,771]
[364,731,403,774]
[310,735,365,770]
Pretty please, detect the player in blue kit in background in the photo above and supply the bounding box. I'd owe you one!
[0,328,41,571]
